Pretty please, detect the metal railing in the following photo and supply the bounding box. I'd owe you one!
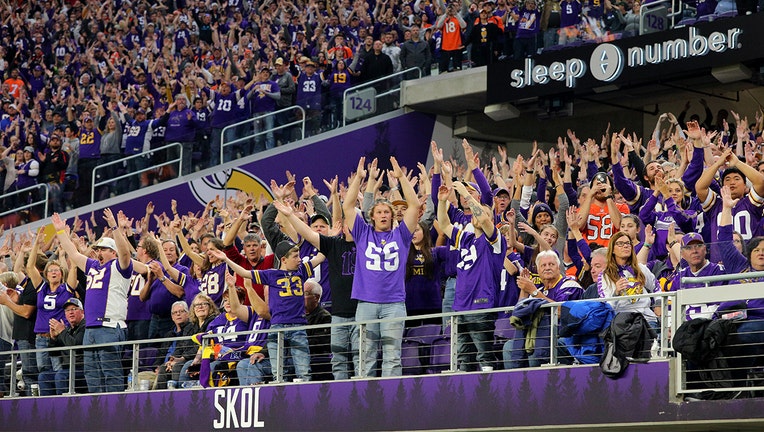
[0,183,49,218]
[91,142,183,204]
[219,105,306,165]
[673,274,764,398]
[7,274,764,398]
[342,67,422,127]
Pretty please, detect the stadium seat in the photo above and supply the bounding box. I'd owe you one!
[427,336,452,374]
[402,324,443,375]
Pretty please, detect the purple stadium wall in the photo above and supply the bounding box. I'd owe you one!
[2,362,763,431]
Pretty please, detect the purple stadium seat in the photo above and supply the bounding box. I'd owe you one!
[427,336,452,374]
[494,318,514,340]
[675,17,697,26]
[402,325,443,375]
[404,324,442,345]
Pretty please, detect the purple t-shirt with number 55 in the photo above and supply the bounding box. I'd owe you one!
[350,213,413,304]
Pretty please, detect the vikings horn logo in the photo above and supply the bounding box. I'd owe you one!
[189,168,273,205]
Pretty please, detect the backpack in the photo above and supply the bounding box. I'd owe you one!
[672,318,739,398]
[600,321,629,378]
[599,312,657,378]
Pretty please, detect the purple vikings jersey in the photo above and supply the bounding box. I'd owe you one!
[451,227,507,311]
[127,272,151,321]
[199,262,228,305]
[702,188,764,263]
[34,282,75,333]
[85,257,133,328]
[208,312,251,351]
[300,239,331,307]
[251,262,315,325]
[146,261,182,316]
[350,213,413,303]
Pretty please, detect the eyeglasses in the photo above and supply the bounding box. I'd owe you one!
[613,241,632,248]
[682,243,705,251]
[193,303,209,309]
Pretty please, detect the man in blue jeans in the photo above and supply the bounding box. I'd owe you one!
[52,208,133,393]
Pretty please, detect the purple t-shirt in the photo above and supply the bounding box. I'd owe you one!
[350,213,413,303]
[451,227,507,311]
[199,262,228,305]
[84,257,133,328]
[560,0,583,27]
[300,240,331,308]
[251,80,280,113]
[702,188,764,263]
[127,272,151,322]
[251,261,315,325]
[208,312,251,351]
[145,261,183,317]
[34,282,75,333]
[405,246,446,312]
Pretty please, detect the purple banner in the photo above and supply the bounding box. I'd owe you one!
[103,112,436,223]
[2,362,764,431]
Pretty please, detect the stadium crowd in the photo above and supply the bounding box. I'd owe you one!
[3,0,761,224]
[1,98,764,394]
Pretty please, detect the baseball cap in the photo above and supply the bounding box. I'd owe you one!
[274,240,298,260]
[93,237,117,250]
[464,182,481,196]
[391,199,408,207]
[63,298,83,310]
[493,187,510,197]
[274,57,284,65]
[309,214,330,226]
[681,233,704,247]
[23,146,34,153]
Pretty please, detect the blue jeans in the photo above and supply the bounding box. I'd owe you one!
[16,339,38,392]
[125,156,149,192]
[507,311,561,369]
[0,338,11,393]
[212,126,238,165]
[38,370,58,395]
[330,315,359,380]
[83,326,126,393]
[267,324,311,382]
[456,312,497,371]
[442,277,456,330]
[355,301,406,377]
[253,112,276,152]
[55,367,86,394]
[237,357,272,385]
[35,335,63,374]
[178,359,197,383]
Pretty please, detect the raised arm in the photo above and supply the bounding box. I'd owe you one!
[342,157,367,232]
[273,200,320,248]
[436,184,454,239]
[225,273,251,322]
[112,210,135,271]
[208,248,252,279]
[51,213,88,271]
[391,156,421,233]
[27,228,45,288]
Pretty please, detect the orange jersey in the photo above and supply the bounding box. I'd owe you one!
[441,16,463,51]
[4,78,24,98]
[580,201,630,247]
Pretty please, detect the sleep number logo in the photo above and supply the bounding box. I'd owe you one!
[590,44,624,83]
[509,27,743,89]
